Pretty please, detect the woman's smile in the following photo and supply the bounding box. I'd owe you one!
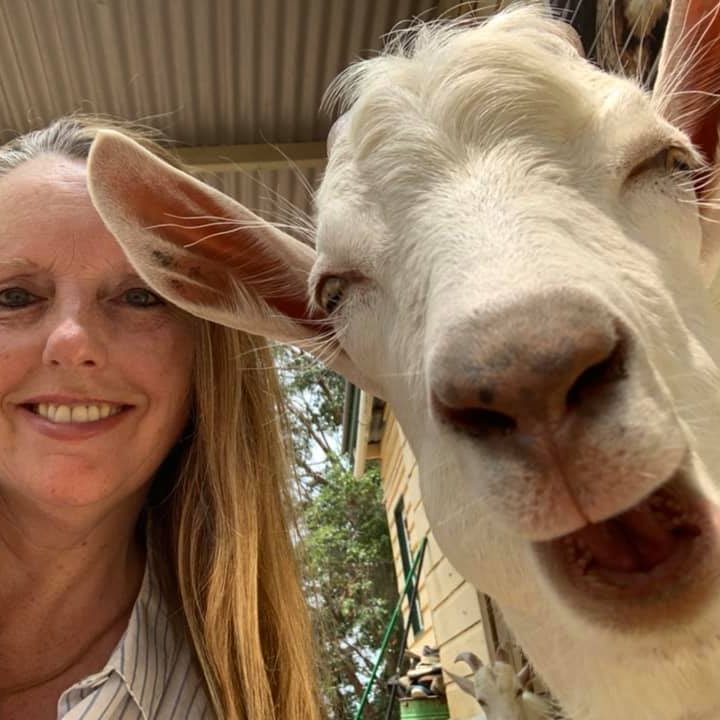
[16,398,134,441]
[29,401,126,423]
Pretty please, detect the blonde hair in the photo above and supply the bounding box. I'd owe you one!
[0,116,322,720]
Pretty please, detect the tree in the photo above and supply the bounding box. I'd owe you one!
[275,346,401,719]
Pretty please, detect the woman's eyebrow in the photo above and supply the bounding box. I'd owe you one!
[0,258,42,272]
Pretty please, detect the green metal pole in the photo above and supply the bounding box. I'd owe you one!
[353,535,428,720]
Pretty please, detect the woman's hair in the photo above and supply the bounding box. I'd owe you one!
[0,116,322,720]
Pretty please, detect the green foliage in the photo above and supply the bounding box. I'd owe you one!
[275,347,400,719]
[304,461,400,719]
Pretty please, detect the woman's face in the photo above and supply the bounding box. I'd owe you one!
[0,153,194,513]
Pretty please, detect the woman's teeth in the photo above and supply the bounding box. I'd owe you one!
[32,403,123,423]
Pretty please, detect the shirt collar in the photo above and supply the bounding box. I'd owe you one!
[103,560,186,719]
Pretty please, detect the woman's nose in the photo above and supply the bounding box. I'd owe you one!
[42,314,109,369]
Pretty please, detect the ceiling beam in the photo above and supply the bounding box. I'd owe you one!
[175,141,327,172]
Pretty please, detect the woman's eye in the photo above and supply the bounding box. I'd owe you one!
[122,287,164,308]
[317,276,349,314]
[0,287,40,308]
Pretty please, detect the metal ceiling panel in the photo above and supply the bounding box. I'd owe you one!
[0,0,499,219]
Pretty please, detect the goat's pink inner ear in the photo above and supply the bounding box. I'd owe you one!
[124,173,319,322]
[656,2,720,173]
[89,130,330,332]
[680,6,720,170]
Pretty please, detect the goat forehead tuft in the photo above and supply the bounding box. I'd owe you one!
[324,5,649,184]
[325,6,579,113]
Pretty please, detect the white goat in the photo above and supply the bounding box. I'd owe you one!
[86,1,720,718]
[446,651,551,720]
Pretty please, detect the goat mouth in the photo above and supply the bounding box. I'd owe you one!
[536,471,720,623]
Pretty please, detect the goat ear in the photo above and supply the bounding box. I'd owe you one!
[517,663,532,689]
[455,651,483,672]
[87,130,377,393]
[444,670,477,699]
[327,112,351,154]
[654,1,720,282]
[550,17,585,58]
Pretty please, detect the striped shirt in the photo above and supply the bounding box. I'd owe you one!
[56,563,213,719]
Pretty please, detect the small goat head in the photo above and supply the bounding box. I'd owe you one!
[86,2,720,719]
[445,651,549,720]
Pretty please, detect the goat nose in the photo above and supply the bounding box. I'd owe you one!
[430,294,627,436]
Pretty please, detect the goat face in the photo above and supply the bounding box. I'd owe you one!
[314,5,720,631]
[309,7,720,719]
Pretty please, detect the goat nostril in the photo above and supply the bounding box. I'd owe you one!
[440,405,517,437]
[565,338,627,410]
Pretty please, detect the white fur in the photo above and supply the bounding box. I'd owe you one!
[447,653,552,719]
[86,4,720,720]
[312,7,720,720]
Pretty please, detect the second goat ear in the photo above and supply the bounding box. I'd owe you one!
[654,1,720,169]
[654,1,720,283]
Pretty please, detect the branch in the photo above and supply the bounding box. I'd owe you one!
[335,648,366,696]
[288,399,334,455]
[294,456,327,489]
[339,637,376,674]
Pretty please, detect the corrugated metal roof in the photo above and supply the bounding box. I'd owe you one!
[0,0,499,221]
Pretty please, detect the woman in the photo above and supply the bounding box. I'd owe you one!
[0,117,322,719]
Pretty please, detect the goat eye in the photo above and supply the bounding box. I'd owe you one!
[628,146,694,180]
[664,147,693,174]
[477,699,488,708]
[317,276,348,314]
